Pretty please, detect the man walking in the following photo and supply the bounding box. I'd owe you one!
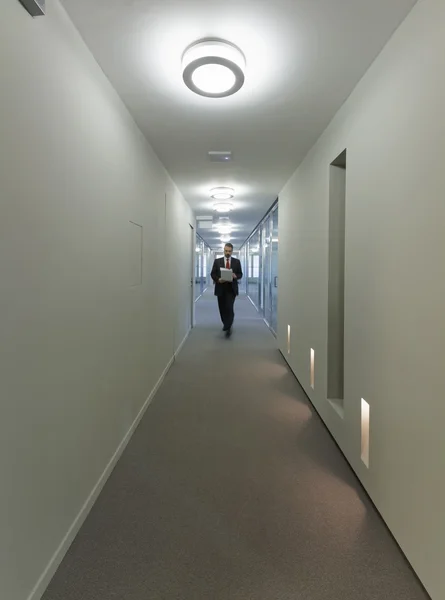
[211,243,243,337]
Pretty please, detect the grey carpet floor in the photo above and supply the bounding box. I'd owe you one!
[42,292,429,600]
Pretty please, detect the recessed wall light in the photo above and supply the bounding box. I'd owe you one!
[213,202,234,213]
[361,399,370,468]
[182,39,245,98]
[210,187,235,201]
[310,349,315,389]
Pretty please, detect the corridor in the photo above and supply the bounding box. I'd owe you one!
[42,292,428,600]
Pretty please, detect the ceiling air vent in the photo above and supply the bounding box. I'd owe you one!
[196,216,213,230]
[208,151,232,163]
[18,0,45,16]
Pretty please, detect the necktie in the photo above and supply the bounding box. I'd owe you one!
[226,259,230,269]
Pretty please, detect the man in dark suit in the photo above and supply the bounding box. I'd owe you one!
[211,243,243,337]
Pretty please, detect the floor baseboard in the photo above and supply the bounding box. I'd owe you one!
[27,350,180,600]
[174,329,190,359]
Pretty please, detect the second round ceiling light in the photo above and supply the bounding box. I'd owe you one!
[211,187,234,200]
[211,187,234,213]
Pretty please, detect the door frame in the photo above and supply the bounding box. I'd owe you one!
[190,223,195,328]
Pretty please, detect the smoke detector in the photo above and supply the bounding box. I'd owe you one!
[208,151,232,163]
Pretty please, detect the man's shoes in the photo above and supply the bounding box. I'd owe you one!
[225,328,232,338]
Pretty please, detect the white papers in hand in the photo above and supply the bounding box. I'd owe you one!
[220,268,233,282]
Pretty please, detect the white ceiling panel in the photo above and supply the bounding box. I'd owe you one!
[61,0,417,248]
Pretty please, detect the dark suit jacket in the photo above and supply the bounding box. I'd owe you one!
[211,257,243,297]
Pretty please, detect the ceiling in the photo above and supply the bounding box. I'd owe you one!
[61,0,417,250]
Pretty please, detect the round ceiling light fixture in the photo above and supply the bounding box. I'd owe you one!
[217,226,232,235]
[213,202,234,213]
[220,235,231,243]
[210,187,234,201]
[182,40,246,98]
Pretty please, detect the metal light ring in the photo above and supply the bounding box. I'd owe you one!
[212,193,234,201]
[183,56,245,98]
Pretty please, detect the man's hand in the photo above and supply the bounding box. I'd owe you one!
[232,273,237,280]
[218,278,226,284]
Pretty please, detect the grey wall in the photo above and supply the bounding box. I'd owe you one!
[277,0,445,598]
[0,1,194,599]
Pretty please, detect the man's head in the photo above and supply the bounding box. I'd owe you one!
[224,243,234,259]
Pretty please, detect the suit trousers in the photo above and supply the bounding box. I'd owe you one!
[218,288,236,330]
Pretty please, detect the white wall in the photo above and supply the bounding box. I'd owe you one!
[278,0,445,597]
[0,2,194,599]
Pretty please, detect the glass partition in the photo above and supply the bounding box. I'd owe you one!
[240,246,248,294]
[203,246,212,289]
[240,200,278,335]
[195,233,212,301]
[262,214,272,324]
[247,229,261,309]
[270,205,279,333]
[195,239,203,300]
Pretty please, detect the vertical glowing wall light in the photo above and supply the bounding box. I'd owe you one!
[361,398,370,468]
[287,325,291,355]
[310,349,315,389]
